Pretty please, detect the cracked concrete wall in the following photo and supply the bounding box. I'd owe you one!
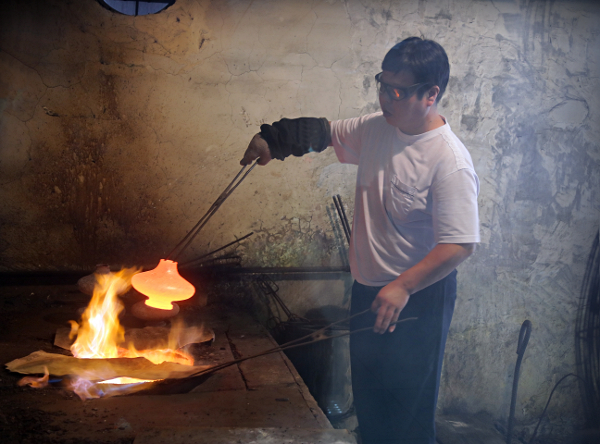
[1,0,599,437]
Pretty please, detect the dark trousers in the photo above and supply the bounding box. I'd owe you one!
[349,270,457,444]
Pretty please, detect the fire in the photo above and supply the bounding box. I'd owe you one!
[17,366,49,388]
[69,268,194,388]
[70,269,133,360]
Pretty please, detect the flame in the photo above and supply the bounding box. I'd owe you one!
[70,269,134,360]
[69,267,194,389]
[71,377,105,400]
[18,366,49,388]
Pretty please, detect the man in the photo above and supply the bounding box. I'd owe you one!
[241,37,479,444]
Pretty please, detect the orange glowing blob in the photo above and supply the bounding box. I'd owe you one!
[131,259,195,310]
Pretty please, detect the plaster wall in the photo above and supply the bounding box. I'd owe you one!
[1,0,599,438]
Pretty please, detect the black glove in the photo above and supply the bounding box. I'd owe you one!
[259,117,331,161]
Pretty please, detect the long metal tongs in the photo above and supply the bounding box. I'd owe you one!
[166,161,259,262]
[186,310,418,380]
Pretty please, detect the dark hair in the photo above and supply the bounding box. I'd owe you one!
[381,37,450,103]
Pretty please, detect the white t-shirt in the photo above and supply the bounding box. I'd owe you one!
[330,112,480,287]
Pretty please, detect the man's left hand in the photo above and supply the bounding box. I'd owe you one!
[369,243,476,334]
[371,281,410,334]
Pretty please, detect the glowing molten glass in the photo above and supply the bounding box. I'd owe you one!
[131,259,195,310]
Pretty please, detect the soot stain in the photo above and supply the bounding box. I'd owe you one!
[28,119,160,267]
[99,71,119,119]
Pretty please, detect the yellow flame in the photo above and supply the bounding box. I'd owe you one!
[70,269,135,359]
[69,268,194,388]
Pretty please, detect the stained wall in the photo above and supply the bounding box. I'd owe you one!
[1,0,598,438]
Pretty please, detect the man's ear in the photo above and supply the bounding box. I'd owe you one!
[426,85,440,105]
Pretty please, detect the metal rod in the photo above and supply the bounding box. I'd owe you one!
[183,254,241,268]
[205,266,351,277]
[166,162,258,261]
[337,194,351,238]
[179,232,254,267]
[166,164,250,259]
[333,194,351,244]
[255,275,296,320]
[507,320,532,444]
[332,196,348,243]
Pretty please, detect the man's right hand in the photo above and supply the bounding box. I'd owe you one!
[240,133,272,166]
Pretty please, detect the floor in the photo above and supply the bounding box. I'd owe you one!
[0,284,356,444]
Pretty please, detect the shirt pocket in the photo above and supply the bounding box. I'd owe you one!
[385,176,417,222]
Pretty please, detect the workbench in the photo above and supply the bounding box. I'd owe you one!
[0,284,356,444]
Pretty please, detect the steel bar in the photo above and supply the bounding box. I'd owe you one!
[336,194,352,239]
[333,196,348,243]
[184,254,242,268]
[506,320,532,444]
[227,266,350,273]
[333,194,351,244]
[0,266,351,286]
[337,194,352,234]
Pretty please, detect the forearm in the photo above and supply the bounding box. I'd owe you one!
[393,243,475,296]
[372,242,475,333]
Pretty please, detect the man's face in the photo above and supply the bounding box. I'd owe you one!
[378,70,437,134]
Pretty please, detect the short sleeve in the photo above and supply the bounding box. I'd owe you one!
[432,168,480,244]
[330,116,367,165]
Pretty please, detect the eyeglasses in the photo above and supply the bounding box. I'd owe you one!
[375,72,429,101]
